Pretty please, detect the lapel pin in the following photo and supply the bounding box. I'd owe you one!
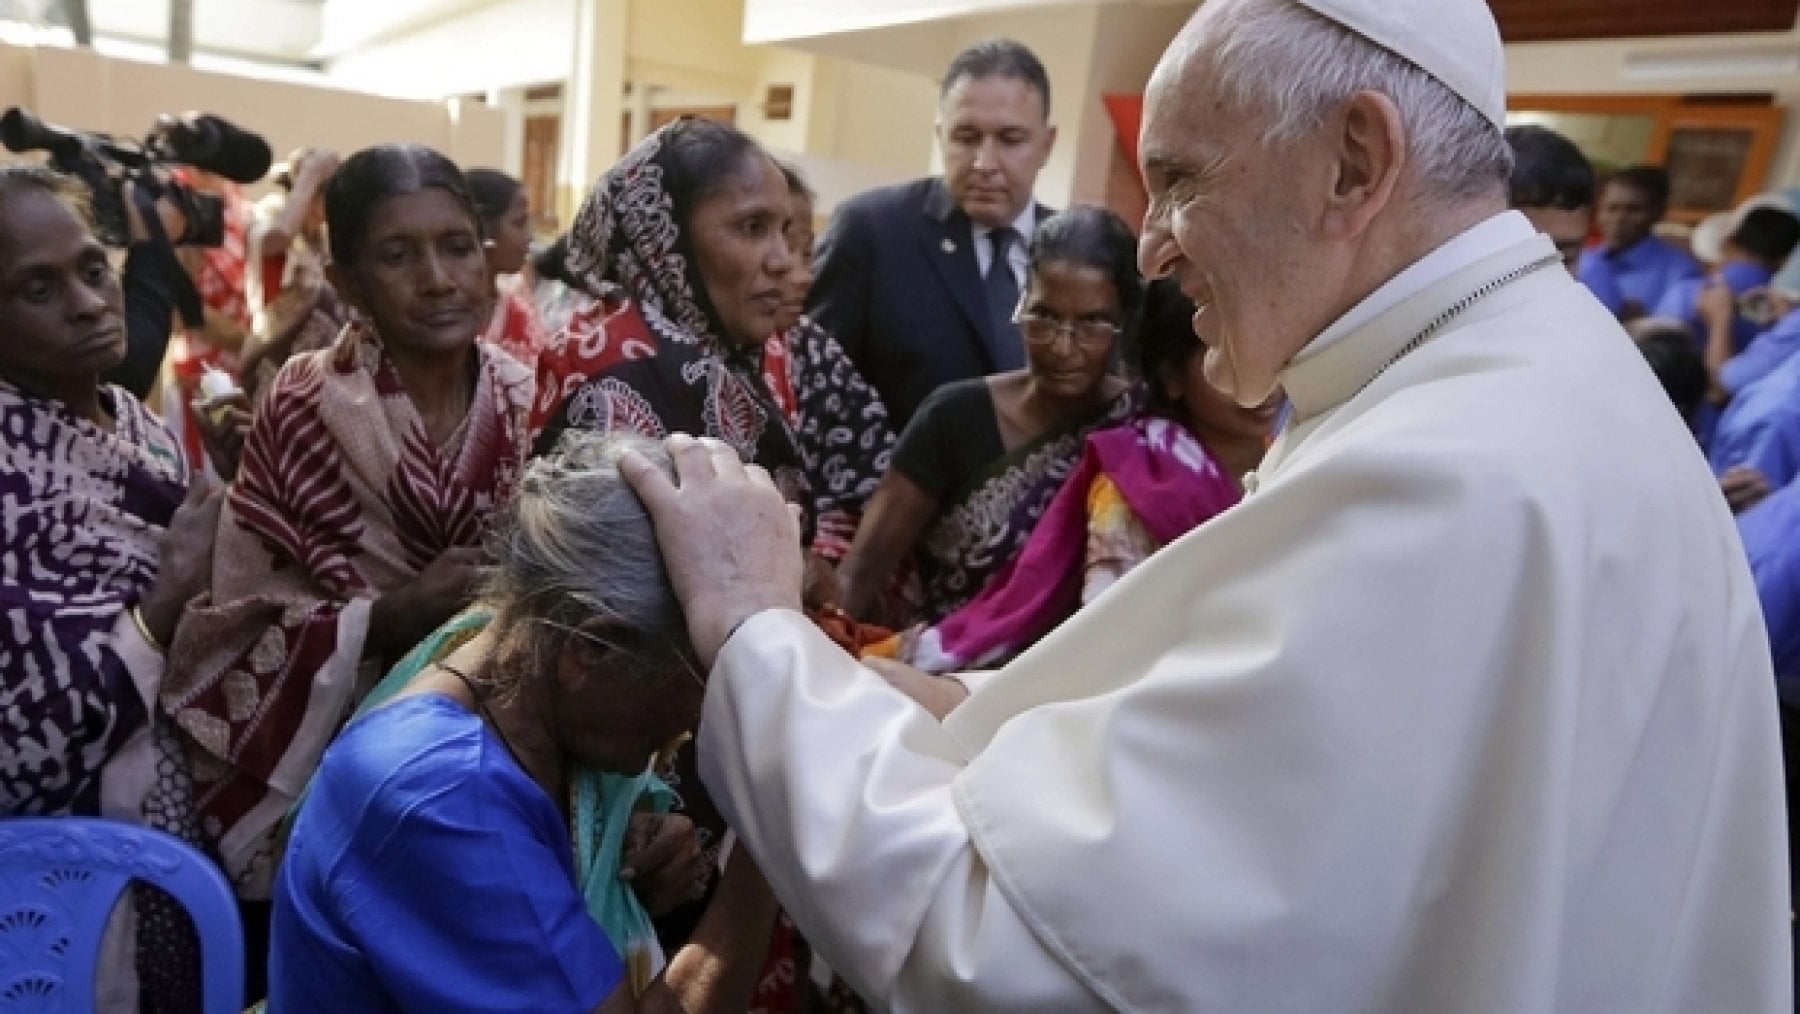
[942,238,957,254]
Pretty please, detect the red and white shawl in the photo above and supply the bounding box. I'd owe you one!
[162,322,532,897]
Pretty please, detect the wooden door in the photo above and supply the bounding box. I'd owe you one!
[522,114,561,235]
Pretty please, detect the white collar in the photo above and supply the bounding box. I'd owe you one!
[1293,211,1535,363]
[977,203,1037,242]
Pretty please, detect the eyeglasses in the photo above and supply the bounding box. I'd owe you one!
[1014,312,1122,351]
[536,618,706,693]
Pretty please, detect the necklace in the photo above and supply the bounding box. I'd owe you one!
[439,660,534,780]
[1350,252,1563,403]
[1249,252,1563,498]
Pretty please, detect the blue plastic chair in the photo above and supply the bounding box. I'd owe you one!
[0,817,243,1013]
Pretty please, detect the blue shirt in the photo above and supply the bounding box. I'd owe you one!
[1739,479,1800,689]
[1579,236,1703,318]
[1710,346,1800,490]
[269,695,623,1014]
[1652,261,1774,356]
[1722,308,1800,397]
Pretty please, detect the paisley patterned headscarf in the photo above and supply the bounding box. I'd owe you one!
[531,119,807,501]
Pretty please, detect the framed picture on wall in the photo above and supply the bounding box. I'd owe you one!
[1661,104,1785,220]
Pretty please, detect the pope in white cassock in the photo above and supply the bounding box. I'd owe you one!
[622,0,1793,1009]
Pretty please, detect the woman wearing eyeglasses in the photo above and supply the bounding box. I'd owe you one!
[269,431,778,1013]
[837,205,1140,625]
[867,278,1281,677]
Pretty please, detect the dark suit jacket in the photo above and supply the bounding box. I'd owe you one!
[807,176,1053,427]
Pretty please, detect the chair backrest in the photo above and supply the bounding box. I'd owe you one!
[0,817,243,1014]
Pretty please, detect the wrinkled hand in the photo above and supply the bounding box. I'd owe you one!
[298,148,341,183]
[865,656,969,721]
[403,546,486,625]
[620,434,804,667]
[1722,466,1773,514]
[193,392,252,480]
[1697,280,1737,331]
[137,482,224,646]
[620,812,708,917]
[369,546,486,668]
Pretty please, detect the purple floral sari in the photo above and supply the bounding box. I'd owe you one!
[0,380,187,816]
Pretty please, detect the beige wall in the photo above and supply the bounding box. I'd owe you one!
[0,43,504,183]
[1075,5,1192,206]
[806,56,939,189]
[629,0,758,84]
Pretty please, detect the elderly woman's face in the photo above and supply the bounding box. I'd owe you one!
[1020,260,1121,402]
[336,188,489,359]
[0,188,125,395]
[689,153,794,348]
[554,630,705,774]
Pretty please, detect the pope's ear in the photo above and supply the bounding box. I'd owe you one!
[1321,89,1406,241]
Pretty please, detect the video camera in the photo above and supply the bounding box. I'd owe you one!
[0,107,272,248]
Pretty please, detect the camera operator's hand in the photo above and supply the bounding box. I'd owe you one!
[296,148,340,184]
[193,391,252,481]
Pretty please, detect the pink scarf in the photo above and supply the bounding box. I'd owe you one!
[904,416,1240,670]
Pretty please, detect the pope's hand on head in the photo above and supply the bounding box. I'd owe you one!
[620,433,805,668]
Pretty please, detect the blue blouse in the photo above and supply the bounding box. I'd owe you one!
[1722,309,1800,398]
[1652,261,1773,357]
[269,694,623,1013]
[1711,347,1800,491]
[1579,236,1702,318]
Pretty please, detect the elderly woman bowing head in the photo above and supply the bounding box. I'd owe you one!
[269,431,778,1013]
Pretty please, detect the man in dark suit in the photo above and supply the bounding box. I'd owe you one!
[808,39,1057,427]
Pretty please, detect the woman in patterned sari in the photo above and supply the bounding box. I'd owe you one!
[836,206,1141,626]
[762,160,896,564]
[0,163,221,1009]
[531,118,891,567]
[162,144,532,987]
[868,278,1281,674]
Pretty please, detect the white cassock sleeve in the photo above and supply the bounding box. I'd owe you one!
[699,609,1106,1011]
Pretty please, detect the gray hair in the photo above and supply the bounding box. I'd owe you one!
[1193,0,1512,206]
[480,430,686,693]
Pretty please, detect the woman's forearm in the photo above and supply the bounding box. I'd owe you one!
[837,476,939,620]
[641,847,779,1014]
